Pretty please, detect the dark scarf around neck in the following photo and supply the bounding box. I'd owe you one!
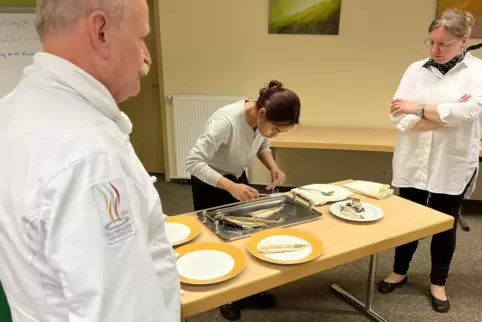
[424,49,466,75]
[423,42,482,75]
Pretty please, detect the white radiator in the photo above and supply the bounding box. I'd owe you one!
[170,94,247,179]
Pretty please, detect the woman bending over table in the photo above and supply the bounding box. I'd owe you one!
[378,9,482,313]
[186,80,301,320]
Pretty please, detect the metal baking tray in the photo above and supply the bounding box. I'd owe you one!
[194,193,322,241]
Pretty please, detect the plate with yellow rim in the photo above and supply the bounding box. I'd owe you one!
[175,242,247,285]
[246,227,324,265]
[165,216,201,247]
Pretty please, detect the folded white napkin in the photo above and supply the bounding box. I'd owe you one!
[291,184,344,206]
[343,181,393,199]
[291,188,328,206]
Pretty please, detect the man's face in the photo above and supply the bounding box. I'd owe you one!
[99,0,151,103]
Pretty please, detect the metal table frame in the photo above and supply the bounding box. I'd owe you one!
[331,253,388,322]
[184,253,388,322]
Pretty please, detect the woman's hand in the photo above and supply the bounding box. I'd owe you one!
[270,169,286,189]
[228,183,259,201]
[391,99,418,115]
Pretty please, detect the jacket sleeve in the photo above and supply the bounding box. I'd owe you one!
[437,70,482,126]
[185,117,231,187]
[42,152,177,322]
[390,63,422,132]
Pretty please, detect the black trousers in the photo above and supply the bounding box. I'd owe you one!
[393,173,474,286]
[191,172,248,211]
[191,172,256,307]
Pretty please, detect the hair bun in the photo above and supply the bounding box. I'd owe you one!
[259,80,283,97]
[268,80,283,89]
[465,11,476,29]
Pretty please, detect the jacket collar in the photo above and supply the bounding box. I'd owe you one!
[24,52,133,134]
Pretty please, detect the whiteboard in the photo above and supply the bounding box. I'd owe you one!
[0,12,42,98]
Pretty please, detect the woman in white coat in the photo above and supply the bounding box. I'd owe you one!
[378,9,482,313]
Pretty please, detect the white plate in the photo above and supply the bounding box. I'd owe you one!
[257,235,313,262]
[177,249,235,281]
[329,200,384,222]
[292,184,353,204]
[165,222,191,245]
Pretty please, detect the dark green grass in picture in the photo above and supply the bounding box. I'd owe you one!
[0,0,36,6]
[269,0,342,35]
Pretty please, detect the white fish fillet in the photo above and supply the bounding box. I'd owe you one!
[259,243,309,254]
[249,205,284,218]
[339,205,364,219]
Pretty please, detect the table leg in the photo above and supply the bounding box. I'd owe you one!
[331,254,388,322]
[458,215,470,232]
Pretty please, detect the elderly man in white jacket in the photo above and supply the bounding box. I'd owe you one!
[0,0,181,321]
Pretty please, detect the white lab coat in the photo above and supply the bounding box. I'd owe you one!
[0,53,180,322]
[390,52,482,198]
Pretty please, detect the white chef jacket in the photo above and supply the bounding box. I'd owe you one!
[0,53,180,322]
[390,52,482,198]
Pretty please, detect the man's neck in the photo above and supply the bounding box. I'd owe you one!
[42,34,101,83]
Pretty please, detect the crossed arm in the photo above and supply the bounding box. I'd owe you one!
[390,94,475,131]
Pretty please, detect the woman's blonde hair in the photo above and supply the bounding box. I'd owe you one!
[35,0,128,40]
[429,8,476,38]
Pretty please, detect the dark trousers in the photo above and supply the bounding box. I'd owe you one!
[191,172,248,211]
[393,174,474,286]
[191,172,258,307]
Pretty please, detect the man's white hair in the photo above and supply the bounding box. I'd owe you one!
[35,0,128,40]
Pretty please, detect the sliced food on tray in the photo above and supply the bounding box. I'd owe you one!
[213,213,285,230]
[248,205,284,218]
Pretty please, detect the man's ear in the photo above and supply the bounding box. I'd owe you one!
[87,11,109,59]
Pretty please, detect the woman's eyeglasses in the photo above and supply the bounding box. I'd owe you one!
[424,38,460,49]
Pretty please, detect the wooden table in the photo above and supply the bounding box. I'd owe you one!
[269,126,480,233]
[269,126,482,156]
[180,181,454,322]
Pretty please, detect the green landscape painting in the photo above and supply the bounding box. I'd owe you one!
[269,0,342,35]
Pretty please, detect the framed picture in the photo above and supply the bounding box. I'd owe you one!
[269,0,342,35]
[436,0,482,38]
[0,0,36,5]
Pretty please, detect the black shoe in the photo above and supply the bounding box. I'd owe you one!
[219,302,241,321]
[430,289,450,313]
[241,292,276,309]
[377,276,408,294]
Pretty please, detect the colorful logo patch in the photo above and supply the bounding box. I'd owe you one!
[91,178,135,245]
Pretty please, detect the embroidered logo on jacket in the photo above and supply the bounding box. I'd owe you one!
[91,178,135,245]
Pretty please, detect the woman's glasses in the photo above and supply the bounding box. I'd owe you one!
[424,38,460,49]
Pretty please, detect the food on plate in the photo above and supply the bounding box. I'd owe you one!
[258,243,309,254]
[339,198,365,219]
[213,213,284,230]
[248,205,284,218]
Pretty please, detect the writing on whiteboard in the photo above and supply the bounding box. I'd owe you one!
[0,19,35,29]
[0,36,39,44]
[0,50,36,59]
[0,13,42,98]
